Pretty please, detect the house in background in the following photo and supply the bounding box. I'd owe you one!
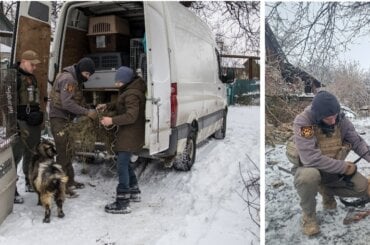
[0,12,13,62]
[265,22,321,94]
[222,56,260,105]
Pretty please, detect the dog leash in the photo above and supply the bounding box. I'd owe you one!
[339,149,370,207]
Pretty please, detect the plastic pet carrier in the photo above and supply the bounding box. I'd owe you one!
[0,68,17,226]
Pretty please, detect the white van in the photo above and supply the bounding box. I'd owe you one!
[12,1,234,171]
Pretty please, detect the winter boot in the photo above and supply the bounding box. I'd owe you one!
[14,188,24,204]
[301,212,320,236]
[319,186,337,209]
[105,193,131,214]
[65,188,79,198]
[68,180,85,190]
[130,185,141,202]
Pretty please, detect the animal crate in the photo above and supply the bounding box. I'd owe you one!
[0,146,16,226]
[130,38,147,82]
[88,15,131,53]
[87,52,129,70]
[88,34,130,53]
[0,68,17,142]
[0,68,17,226]
[88,15,130,36]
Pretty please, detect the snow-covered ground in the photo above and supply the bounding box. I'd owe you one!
[0,106,260,245]
[266,117,370,245]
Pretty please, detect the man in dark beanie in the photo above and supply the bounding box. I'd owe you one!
[49,57,97,198]
[96,66,146,214]
[75,57,96,82]
[286,90,370,236]
[311,91,341,124]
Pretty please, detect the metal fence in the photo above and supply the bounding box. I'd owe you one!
[227,79,260,105]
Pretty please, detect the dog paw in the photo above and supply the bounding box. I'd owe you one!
[43,218,50,223]
[58,212,65,218]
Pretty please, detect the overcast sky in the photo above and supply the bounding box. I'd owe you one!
[341,36,370,71]
[265,2,370,71]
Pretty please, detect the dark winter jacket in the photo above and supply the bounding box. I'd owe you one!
[108,77,146,152]
[49,65,89,120]
[16,65,41,120]
[16,65,40,106]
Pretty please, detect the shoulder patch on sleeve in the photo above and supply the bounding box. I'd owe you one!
[64,83,75,93]
[300,126,314,138]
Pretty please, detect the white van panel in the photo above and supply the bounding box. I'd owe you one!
[166,3,224,127]
[17,2,51,24]
[144,2,171,154]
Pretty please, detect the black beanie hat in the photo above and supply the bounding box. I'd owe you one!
[77,57,95,75]
[311,91,341,123]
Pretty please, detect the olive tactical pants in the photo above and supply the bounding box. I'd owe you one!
[50,117,75,187]
[294,167,368,214]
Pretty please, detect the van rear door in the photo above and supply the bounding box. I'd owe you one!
[144,2,172,154]
[11,2,51,112]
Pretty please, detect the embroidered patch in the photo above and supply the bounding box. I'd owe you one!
[300,126,314,138]
[64,83,75,93]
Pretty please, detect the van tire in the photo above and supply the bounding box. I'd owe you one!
[173,130,197,171]
[214,112,227,139]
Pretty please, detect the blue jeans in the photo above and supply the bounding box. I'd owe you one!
[117,151,138,194]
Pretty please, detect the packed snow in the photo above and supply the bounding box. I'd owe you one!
[266,116,370,245]
[0,105,260,245]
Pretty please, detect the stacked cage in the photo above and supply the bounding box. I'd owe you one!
[0,68,17,146]
[130,38,147,82]
[0,68,17,225]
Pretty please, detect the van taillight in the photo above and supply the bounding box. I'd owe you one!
[171,83,178,127]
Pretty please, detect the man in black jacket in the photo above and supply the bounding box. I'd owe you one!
[12,50,43,203]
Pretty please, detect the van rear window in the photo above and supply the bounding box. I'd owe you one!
[28,2,49,22]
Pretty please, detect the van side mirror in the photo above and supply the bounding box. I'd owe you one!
[221,68,235,84]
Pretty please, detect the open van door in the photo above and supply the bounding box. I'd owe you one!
[144,2,172,154]
[11,1,51,112]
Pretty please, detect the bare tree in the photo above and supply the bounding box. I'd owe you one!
[326,61,370,111]
[0,1,17,23]
[50,1,64,34]
[187,1,260,56]
[239,154,260,238]
[266,2,370,69]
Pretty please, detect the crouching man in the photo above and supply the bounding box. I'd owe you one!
[287,91,370,236]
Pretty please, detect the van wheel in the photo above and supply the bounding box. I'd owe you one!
[173,130,197,171]
[214,112,227,139]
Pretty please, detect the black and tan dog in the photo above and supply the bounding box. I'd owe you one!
[28,139,68,223]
